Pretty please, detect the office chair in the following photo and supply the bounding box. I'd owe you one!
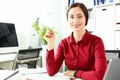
[12,48,42,70]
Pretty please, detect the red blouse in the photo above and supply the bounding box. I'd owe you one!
[46,30,107,80]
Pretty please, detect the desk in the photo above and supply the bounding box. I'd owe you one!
[0,68,82,80]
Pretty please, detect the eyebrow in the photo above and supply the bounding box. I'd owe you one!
[69,13,82,16]
[77,14,82,16]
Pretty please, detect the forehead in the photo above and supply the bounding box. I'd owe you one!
[68,7,83,15]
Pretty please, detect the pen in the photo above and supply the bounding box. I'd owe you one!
[4,70,19,80]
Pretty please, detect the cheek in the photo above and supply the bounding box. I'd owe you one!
[83,17,86,25]
[68,20,72,26]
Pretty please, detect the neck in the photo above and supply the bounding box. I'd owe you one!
[73,29,86,43]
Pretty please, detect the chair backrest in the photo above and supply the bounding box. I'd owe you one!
[12,48,42,70]
[17,48,42,60]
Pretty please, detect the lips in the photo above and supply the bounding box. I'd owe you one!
[73,24,80,28]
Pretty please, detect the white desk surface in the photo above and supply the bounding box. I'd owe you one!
[0,68,82,80]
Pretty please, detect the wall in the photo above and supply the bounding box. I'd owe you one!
[0,0,66,69]
[0,0,64,49]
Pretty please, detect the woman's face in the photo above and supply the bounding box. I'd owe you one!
[68,7,86,32]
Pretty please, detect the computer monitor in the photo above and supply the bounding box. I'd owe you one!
[0,22,19,54]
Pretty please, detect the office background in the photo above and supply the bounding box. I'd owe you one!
[0,0,120,70]
[0,0,66,50]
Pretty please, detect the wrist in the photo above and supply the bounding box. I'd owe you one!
[47,43,54,51]
[74,70,78,77]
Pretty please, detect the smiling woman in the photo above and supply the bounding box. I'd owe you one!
[44,2,107,80]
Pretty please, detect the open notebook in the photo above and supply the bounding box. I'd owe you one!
[104,59,120,80]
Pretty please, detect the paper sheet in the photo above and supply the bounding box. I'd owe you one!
[22,73,82,80]
[18,67,47,74]
[0,70,19,80]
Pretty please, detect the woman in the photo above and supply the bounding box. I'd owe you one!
[44,2,107,80]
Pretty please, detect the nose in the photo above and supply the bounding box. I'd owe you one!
[73,17,78,23]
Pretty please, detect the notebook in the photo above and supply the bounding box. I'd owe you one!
[104,59,120,80]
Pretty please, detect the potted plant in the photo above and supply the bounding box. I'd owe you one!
[32,18,57,45]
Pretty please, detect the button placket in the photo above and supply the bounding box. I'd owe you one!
[75,44,79,69]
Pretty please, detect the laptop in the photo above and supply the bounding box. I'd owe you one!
[104,59,120,80]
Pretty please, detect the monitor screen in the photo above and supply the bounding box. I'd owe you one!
[0,22,19,54]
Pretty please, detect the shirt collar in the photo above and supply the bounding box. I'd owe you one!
[69,30,90,44]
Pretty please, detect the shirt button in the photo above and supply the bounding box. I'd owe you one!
[76,45,78,48]
[76,52,78,55]
[76,45,78,51]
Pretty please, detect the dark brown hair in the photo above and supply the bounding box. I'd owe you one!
[66,3,89,26]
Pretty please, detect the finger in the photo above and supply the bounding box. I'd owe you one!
[45,33,53,38]
[63,71,69,76]
[47,32,54,38]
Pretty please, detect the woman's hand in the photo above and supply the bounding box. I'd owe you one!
[63,70,75,77]
[44,29,55,51]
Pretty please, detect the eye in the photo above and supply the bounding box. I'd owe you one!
[77,15,82,18]
[69,15,74,19]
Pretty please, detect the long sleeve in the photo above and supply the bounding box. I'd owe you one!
[46,31,107,80]
[75,37,107,80]
[46,43,64,76]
